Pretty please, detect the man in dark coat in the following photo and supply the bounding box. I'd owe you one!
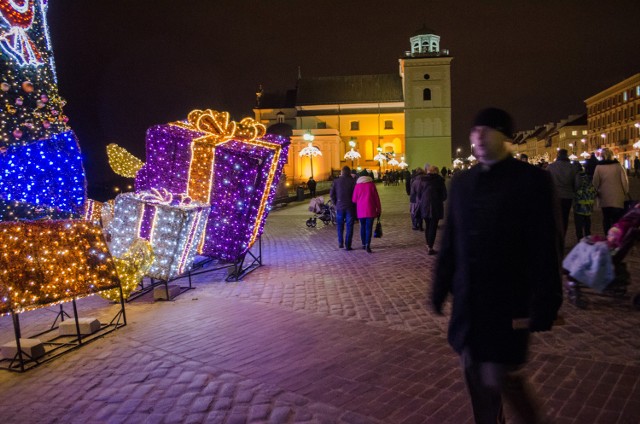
[431,108,563,424]
[307,177,317,198]
[417,165,447,255]
[329,166,357,250]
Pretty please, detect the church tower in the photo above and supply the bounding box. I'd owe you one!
[399,26,453,169]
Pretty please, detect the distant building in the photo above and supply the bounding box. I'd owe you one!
[254,27,452,183]
[585,73,640,169]
[512,114,587,164]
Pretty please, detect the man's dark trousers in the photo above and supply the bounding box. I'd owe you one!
[336,209,355,248]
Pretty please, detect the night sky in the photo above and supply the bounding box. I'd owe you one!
[44,0,640,185]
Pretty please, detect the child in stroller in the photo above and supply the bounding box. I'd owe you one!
[563,204,640,309]
[306,196,336,227]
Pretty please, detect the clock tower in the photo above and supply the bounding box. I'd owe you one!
[399,26,453,169]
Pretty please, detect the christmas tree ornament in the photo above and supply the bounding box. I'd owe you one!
[1,82,9,91]
[21,81,34,92]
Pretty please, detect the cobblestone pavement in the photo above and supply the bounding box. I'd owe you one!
[1,179,640,424]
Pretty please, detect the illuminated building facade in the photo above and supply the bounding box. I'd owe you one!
[254,27,453,183]
[585,73,640,169]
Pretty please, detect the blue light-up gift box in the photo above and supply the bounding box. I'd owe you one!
[0,131,86,219]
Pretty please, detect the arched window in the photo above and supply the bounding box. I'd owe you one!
[276,112,285,124]
[423,88,432,101]
[423,74,430,80]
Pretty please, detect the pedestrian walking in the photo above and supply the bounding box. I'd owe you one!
[546,148,578,239]
[417,165,447,255]
[592,148,629,234]
[430,107,563,424]
[352,169,381,253]
[330,166,357,250]
[307,177,317,198]
[409,168,425,231]
[573,168,597,240]
[634,156,640,177]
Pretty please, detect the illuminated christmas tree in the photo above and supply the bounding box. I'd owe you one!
[0,0,70,147]
[1,0,86,217]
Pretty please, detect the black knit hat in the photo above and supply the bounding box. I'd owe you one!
[473,107,514,139]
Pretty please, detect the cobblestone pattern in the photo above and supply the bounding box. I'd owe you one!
[0,180,638,423]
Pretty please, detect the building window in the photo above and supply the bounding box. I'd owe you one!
[384,120,393,130]
[571,130,577,136]
[276,112,285,124]
[624,91,628,101]
[350,121,360,131]
[317,122,326,129]
[582,130,587,135]
[424,73,430,80]
[423,88,432,101]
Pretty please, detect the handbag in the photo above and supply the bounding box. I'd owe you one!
[373,217,383,238]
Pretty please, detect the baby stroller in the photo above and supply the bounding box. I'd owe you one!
[306,196,336,227]
[563,208,640,310]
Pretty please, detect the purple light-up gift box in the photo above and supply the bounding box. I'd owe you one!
[135,110,289,262]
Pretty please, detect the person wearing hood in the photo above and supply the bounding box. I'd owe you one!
[417,165,447,255]
[592,148,629,234]
[352,169,381,253]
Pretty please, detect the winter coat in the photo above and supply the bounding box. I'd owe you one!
[592,160,629,209]
[431,157,563,364]
[417,173,447,220]
[329,175,356,212]
[546,158,578,199]
[409,174,423,203]
[352,176,381,219]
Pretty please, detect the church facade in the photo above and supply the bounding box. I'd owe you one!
[253,28,453,184]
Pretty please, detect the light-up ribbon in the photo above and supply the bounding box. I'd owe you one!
[137,188,173,205]
[170,109,266,204]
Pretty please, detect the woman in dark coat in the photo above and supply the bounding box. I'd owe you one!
[418,165,447,255]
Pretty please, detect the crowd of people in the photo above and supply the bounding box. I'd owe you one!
[322,106,638,423]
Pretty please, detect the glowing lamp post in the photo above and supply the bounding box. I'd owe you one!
[374,147,387,176]
[299,133,322,179]
[344,139,361,167]
[388,157,399,168]
[398,157,408,169]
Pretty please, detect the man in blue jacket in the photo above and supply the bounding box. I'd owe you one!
[431,108,563,424]
[330,166,357,250]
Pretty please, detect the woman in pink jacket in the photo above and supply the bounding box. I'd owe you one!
[352,170,382,252]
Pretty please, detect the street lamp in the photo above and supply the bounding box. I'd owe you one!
[299,132,322,179]
[344,139,361,168]
[456,147,461,157]
[373,147,387,176]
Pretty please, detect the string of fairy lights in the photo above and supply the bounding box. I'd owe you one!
[0,0,69,148]
[1,0,291,318]
[0,220,120,316]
